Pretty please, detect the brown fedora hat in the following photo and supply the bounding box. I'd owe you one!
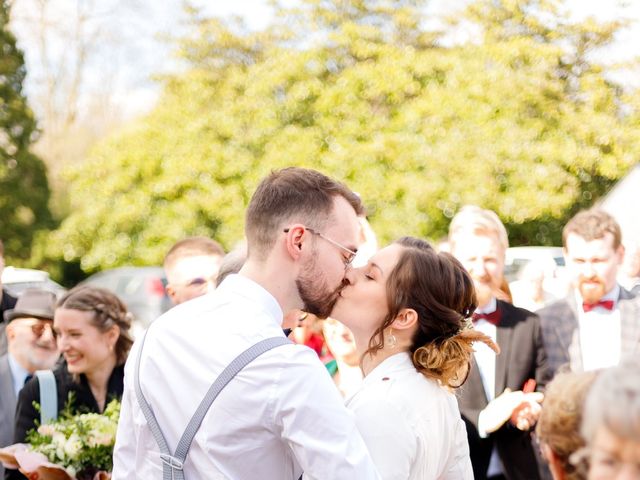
[3,289,56,323]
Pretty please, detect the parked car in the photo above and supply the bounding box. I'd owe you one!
[80,266,172,336]
[506,246,570,310]
[1,266,66,298]
[504,246,565,282]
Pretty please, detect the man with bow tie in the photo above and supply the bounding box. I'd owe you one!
[449,206,551,480]
[538,209,640,377]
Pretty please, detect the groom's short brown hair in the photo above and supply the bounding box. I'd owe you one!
[245,168,363,260]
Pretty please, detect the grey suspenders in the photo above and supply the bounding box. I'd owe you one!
[134,331,291,480]
[35,369,58,425]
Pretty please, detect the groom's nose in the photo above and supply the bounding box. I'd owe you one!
[343,266,356,286]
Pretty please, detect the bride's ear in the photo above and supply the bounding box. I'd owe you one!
[391,308,418,331]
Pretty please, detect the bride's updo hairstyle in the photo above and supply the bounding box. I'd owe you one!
[366,236,496,388]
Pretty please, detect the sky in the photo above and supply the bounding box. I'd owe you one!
[8,0,640,123]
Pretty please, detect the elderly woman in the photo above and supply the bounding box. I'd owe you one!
[580,360,640,480]
[536,370,597,480]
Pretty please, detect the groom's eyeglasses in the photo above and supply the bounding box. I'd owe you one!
[283,227,357,267]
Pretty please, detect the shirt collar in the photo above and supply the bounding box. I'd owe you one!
[575,284,620,312]
[217,274,284,324]
[7,352,30,397]
[363,352,413,386]
[476,297,497,315]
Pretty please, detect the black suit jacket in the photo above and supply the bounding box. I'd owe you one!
[538,286,640,378]
[457,300,551,480]
[0,289,17,356]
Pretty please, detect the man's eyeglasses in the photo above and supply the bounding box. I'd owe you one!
[15,320,54,338]
[283,227,357,266]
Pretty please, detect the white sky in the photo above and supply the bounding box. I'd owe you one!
[9,0,640,121]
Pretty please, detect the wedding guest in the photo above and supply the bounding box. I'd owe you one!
[538,209,640,377]
[12,286,132,443]
[536,370,597,480]
[449,205,550,480]
[0,240,18,355]
[332,236,497,479]
[580,360,640,480]
[0,289,59,478]
[321,316,362,397]
[164,237,225,305]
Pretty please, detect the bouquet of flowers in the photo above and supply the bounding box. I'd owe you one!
[0,397,120,480]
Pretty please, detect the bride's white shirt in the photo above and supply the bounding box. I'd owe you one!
[346,352,473,480]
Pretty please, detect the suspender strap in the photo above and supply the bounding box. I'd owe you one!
[35,369,58,425]
[135,331,291,480]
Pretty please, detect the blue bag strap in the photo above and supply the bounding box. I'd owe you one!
[35,369,58,424]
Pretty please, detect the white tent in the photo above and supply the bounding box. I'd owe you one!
[599,164,640,248]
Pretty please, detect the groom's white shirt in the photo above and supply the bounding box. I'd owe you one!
[113,274,379,480]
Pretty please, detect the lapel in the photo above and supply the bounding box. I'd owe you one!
[0,354,17,428]
[618,288,640,356]
[494,300,513,396]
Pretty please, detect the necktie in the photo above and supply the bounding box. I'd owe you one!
[24,374,33,386]
[472,309,501,326]
[582,299,615,313]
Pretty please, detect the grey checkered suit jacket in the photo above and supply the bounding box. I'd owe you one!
[538,286,640,378]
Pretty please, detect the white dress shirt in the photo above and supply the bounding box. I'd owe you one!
[113,274,379,480]
[576,285,622,372]
[346,352,473,480]
[472,298,504,477]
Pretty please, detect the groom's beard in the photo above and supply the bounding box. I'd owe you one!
[296,259,344,319]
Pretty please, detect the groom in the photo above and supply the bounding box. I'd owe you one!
[113,168,379,479]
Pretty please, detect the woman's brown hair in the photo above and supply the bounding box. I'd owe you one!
[57,286,133,366]
[365,237,496,388]
[536,370,597,480]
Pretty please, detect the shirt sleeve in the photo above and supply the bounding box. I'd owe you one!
[349,388,416,480]
[272,346,380,480]
[112,343,139,479]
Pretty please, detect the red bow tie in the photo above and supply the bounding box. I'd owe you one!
[472,309,502,326]
[582,300,615,313]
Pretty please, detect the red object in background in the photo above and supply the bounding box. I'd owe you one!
[305,333,325,357]
[523,379,536,393]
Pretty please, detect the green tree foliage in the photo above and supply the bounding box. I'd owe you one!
[0,0,52,262]
[41,0,640,274]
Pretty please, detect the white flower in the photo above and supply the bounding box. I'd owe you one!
[63,434,82,460]
[37,424,56,437]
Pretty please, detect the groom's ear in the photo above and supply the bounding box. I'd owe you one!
[284,225,306,260]
[392,308,418,331]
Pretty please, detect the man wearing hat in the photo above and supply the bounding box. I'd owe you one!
[0,289,59,475]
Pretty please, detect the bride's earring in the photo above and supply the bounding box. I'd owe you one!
[387,329,397,348]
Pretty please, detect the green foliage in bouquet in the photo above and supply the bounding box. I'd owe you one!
[25,394,120,479]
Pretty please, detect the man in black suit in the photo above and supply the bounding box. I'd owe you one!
[449,206,551,480]
[538,209,640,378]
[1,240,18,356]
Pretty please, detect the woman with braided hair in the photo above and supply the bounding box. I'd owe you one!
[331,236,497,480]
[12,286,133,444]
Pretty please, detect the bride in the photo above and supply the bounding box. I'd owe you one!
[331,236,496,480]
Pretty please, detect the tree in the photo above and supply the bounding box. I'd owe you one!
[0,0,52,262]
[40,0,640,275]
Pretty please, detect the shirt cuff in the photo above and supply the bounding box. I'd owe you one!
[477,409,490,439]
